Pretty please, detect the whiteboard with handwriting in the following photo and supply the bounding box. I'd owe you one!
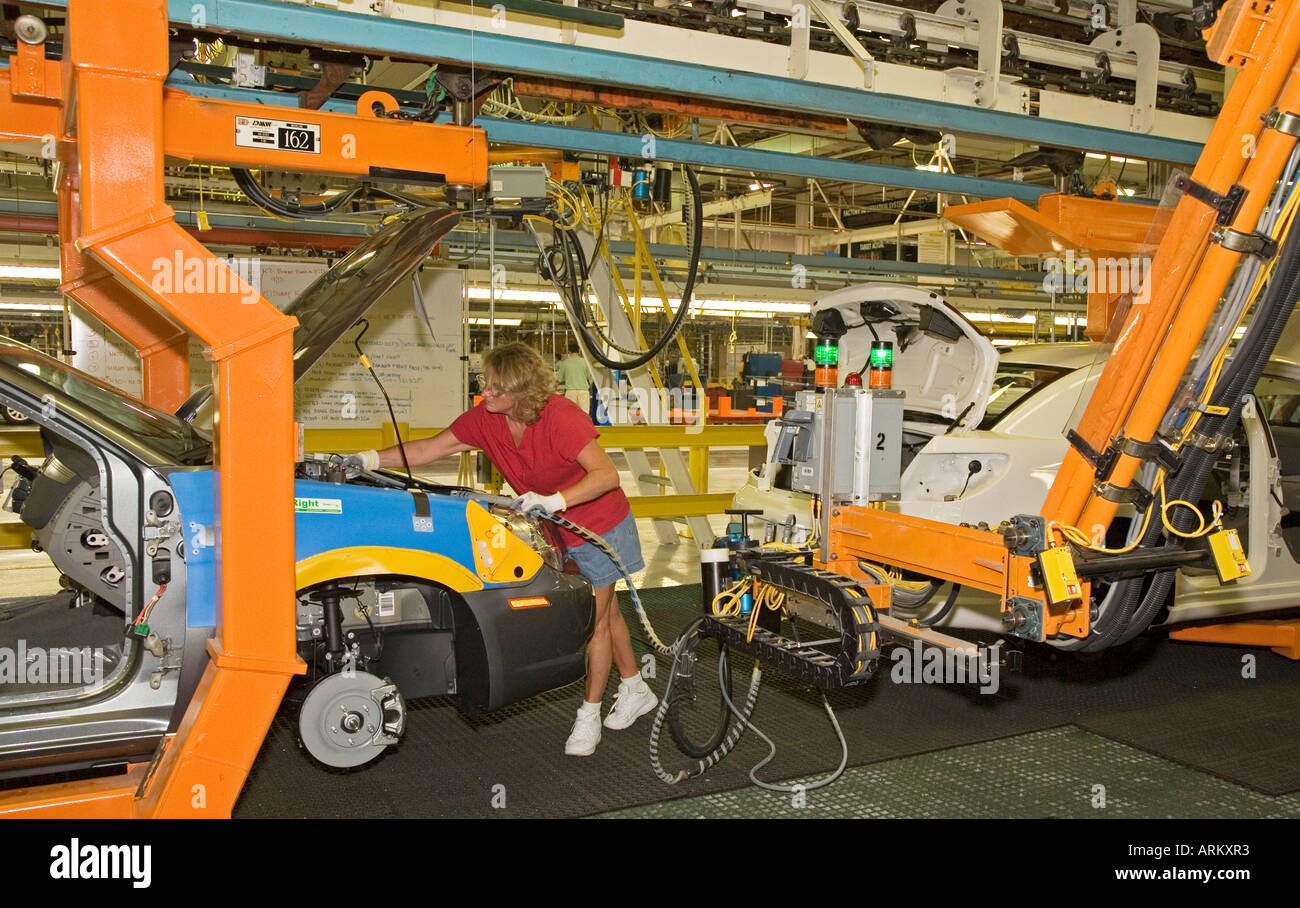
[295,268,464,428]
[68,261,464,428]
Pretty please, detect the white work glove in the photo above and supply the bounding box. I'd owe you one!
[511,490,566,516]
[340,449,380,477]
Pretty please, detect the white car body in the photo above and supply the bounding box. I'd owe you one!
[734,285,1300,633]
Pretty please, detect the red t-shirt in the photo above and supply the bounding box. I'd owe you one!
[449,394,630,548]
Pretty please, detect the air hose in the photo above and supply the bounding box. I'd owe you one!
[532,510,766,784]
[545,512,677,656]
[532,507,850,789]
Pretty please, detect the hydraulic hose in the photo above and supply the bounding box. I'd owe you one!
[648,618,762,785]
[532,508,767,784]
[1073,193,1300,651]
[1113,233,1300,647]
[545,512,677,656]
[231,167,366,220]
[551,166,704,371]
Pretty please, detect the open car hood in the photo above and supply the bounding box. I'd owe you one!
[811,284,999,431]
[175,206,459,433]
[287,206,461,382]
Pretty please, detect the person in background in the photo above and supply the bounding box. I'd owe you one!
[345,342,654,756]
[556,341,593,417]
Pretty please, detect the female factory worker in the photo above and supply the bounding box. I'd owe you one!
[349,342,655,756]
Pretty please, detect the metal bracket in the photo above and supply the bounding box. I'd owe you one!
[1212,225,1278,261]
[936,0,1002,109]
[1114,434,1183,474]
[804,0,876,88]
[1174,175,1247,226]
[1093,480,1153,512]
[1089,20,1160,133]
[1183,431,1235,453]
[1263,108,1300,138]
[1066,428,1118,478]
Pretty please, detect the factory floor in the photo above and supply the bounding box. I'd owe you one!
[3,444,1299,818]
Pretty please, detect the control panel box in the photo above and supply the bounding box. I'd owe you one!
[785,388,904,503]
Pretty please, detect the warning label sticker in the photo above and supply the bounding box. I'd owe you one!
[235,116,321,154]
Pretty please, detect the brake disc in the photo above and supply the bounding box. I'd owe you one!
[297,671,406,769]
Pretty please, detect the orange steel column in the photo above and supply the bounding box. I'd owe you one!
[1042,2,1300,530]
[1076,72,1300,535]
[67,0,302,817]
[58,173,190,410]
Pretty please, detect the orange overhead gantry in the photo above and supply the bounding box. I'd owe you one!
[821,1,1300,641]
[0,0,486,817]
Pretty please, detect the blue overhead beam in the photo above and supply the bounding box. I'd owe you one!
[168,76,1052,201]
[478,119,1053,202]
[1,197,1047,285]
[34,0,1205,165]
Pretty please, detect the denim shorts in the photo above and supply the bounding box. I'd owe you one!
[566,512,645,588]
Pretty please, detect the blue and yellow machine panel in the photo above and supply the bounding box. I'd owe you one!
[168,473,546,627]
[292,480,543,592]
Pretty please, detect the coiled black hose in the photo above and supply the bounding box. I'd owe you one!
[551,166,703,371]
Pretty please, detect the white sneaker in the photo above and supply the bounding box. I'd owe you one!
[603,681,658,730]
[565,709,602,756]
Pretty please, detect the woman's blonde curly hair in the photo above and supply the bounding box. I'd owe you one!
[483,342,559,425]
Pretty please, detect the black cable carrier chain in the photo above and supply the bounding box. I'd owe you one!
[699,553,878,690]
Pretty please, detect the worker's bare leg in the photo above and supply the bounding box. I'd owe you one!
[585,583,638,702]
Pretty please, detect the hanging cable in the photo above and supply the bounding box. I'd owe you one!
[230,167,366,220]
[544,165,704,371]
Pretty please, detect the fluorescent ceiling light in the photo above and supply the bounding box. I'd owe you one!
[914,164,943,173]
[0,302,63,312]
[465,317,522,326]
[962,311,1036,324]
[0,265,61,280]
[466,285,810,317]
[466,288,564,305]
[1085,153,1139,164]
[747,182,773,191]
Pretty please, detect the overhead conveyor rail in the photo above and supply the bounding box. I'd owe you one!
[31,0,1209,164]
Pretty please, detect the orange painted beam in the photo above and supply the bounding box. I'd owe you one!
[1170,619,1300,660]
[0,765,146,819]
[162,89,487,185]
[945,194,1166,258]
[59,174,191,411]
[64,0,302,817]
[1044,1,1300,531]
[825,507,1009,595]
[0,65,59,143]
